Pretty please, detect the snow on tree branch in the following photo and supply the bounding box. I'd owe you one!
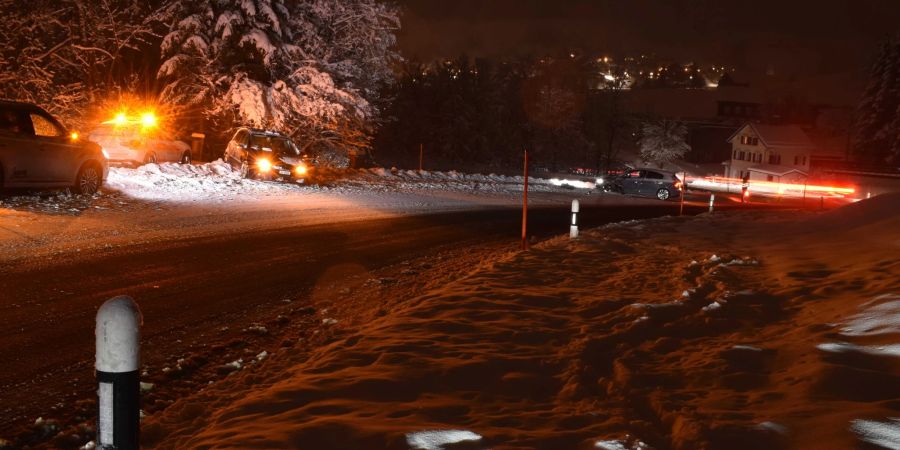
[638,119,691,166]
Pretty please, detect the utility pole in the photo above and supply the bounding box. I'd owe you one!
[419,143,423,171]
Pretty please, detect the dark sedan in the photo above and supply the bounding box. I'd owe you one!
[601,168,682,201]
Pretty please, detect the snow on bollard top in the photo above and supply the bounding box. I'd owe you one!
[96,296,142,373]
[572,199,580,212]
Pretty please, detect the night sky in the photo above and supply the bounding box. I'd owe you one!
[398,0,900,101]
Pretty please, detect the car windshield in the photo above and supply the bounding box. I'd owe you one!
[249,135,299,156]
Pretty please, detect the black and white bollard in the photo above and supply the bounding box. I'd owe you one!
[570,199,579,239]
[708,193,715,213]
[96,296,142,450]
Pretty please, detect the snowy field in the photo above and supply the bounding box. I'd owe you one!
[131,194,899,450]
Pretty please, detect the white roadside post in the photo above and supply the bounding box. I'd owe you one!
[96,296,142,450]
[709,193,715,213]
[569,199,580,239]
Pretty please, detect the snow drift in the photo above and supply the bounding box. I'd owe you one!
[139,195,899,449]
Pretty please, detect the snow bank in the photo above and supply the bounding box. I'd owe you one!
[405,430,482,450]
[809,192,900,230]
[851,418,900,449]
[840,294,900,337]
[103,161,594,203]
[106,160,291,201]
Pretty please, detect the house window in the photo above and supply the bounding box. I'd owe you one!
[741,136,759,146]
[733,150,738,159]
[767,175,774,182]
[769,154,781,165]
[739,151,745,160]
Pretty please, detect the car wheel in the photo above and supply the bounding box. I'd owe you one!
[75,163,102,195]
[144,152,158,165]
[656,188,671,201]
[180,152,192,164]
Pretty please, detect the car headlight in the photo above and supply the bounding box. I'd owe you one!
[256,158,272,172]
[295,165,307,176]
[596,177,604,185]
[101,149,110,159]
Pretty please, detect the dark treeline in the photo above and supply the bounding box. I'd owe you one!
[374,55,636,173]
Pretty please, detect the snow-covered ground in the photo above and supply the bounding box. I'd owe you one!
[133,194,899,449]
[102,160,594,202]
[0,161,621,268]
[1,160,598,215]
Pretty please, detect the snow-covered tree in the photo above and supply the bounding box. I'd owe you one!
[157,0,400,165]
[638,119,690,166]
[0,0,161,129]
[854,34,900,165]
[291,0,400,101]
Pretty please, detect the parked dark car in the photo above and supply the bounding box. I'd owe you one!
[602,168,682,200]
[0,101,108,195]
[224,128,313,182]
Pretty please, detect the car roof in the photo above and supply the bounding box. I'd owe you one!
[0,100,45,112]
[242,127,288,138]
[634,168,676,176]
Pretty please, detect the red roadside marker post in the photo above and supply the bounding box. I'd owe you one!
[521,148,529,251]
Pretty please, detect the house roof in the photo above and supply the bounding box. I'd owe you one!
[747,164,808,176]
[727,123,815,148]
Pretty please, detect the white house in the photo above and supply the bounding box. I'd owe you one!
[725,123,813,183]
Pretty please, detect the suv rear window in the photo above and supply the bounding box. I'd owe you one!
[30,113,62,137]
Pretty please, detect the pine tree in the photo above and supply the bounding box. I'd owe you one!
[157,0,400,165]
[638,119,690,166]
[855,34,900,165]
